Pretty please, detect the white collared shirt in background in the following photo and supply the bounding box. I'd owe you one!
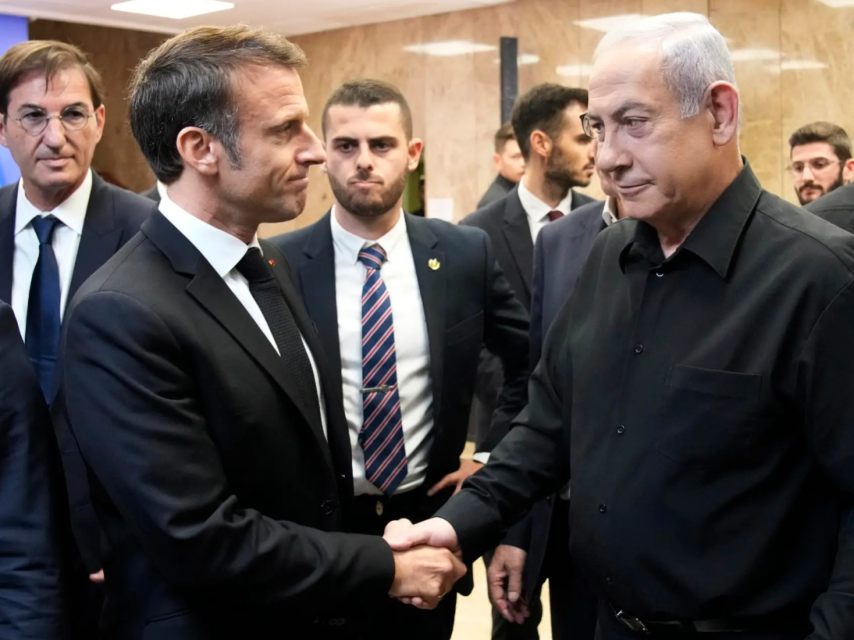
[517,177,574,243]
[11,169,93,339]
[330,207,433,496]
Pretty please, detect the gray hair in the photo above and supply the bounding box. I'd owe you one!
[593,13,739,122]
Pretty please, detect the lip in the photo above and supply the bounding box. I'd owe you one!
[350,180,382,187]
[615,182,650,196]
[289,177,309,189]
[40,157,71,167]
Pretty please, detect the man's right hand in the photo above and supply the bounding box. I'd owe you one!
[488,544,530,623]
[389,546,467,610]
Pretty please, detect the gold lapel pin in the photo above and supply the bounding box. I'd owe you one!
[428,258,440,271]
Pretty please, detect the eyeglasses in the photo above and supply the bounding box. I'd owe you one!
[787,158,842,176]
[12,107,96,136]
[580,113,601,141]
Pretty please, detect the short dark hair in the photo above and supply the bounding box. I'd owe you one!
[789,121,852,162]
[322,79,413,140]
[0,40,104,115]
[494,122,516,154]
[511,84,588,160]
[129,25,306,183]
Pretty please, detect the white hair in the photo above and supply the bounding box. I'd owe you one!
[593,12,739,122]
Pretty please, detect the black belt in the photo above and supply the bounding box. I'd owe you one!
[609,603,806,635]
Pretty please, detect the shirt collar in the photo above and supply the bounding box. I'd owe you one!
[158,190,260,278]
[14,169,93,236]
[156,181,168,201]
[517,177,574,226]
[602,196,619,227]
[619,160,762,278]
[330,205,407,265]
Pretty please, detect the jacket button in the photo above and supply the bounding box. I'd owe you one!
[599,504,607,514]
[320,500,337,515]
[634,344,644,354]
[616,425,626,435]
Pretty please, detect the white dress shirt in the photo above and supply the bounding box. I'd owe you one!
[602,196,619,226]
[517,177,574,243]
[331,207,434,496]
[11,170,93,339]
[158,191,327,438]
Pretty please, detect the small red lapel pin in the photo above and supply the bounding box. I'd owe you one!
[268,259,276,266]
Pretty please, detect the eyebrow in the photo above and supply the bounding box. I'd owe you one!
[18,101,88,112]
[589,100,653,121]
[331,135,398,145]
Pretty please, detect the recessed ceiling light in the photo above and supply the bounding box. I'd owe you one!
[518,54,540,66]
[404,41,496,57]
[111,0,235,19]
[729,48,780,62]
[781,60,828,70]
[574,14,645,33]
[556,64,594,77]
[815,0,854,7]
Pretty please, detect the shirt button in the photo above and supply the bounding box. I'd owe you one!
[616,425,626,435]
[605,577,613,586]
[656,271,664,278]
[376,501,384,516]
[599,504,607,514]
[320,500,337,515]
[634,344,644,354]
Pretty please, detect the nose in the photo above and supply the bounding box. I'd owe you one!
[41,116,67,149]
[355,142,374,171]
[595,129,627,175]
[801,164,816,180]
[298,124,326,166]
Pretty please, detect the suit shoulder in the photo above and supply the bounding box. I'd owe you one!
[460,198,505,229]
[419,216,489,247]
[73,232,152,300]
[806,183,854,215]
[107,184,158,226]
[268,221,315,257]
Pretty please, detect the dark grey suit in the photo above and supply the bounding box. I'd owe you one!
[478,175,517,210]
[805,182,854,234]
[140,184,160,203]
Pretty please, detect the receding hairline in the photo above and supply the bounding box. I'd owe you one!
[322,100,411,140]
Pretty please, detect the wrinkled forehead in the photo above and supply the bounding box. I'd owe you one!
[588,45,672,116]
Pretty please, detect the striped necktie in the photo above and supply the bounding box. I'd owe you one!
[357,244,408,495]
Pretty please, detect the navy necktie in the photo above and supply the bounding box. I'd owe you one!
[25,215,62,398]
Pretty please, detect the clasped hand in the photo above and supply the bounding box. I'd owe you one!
[383,518,466,610]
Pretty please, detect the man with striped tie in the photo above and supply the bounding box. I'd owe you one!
[273,79,530,640]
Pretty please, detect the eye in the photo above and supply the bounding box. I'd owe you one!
[625,118,645,129]
[61,108,87,124]
[20,110,45,123]
[338,142,354,152]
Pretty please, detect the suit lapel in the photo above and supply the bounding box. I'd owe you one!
[297,213,343,396]
[142,213,333,471]
[501,190,533,299]
[406,214,447,423]
[69,174,124,301]
[0,184,16,305]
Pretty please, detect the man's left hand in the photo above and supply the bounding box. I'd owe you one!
[428,458,484,496]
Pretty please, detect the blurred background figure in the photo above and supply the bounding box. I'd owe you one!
[478,122,525,210]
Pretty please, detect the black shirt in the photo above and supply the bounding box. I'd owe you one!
[806,182,854,234]
[439,164,854,637]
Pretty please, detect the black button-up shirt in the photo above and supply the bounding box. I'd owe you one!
[439,164,854,638]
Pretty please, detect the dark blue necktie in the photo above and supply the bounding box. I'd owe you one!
[25,216,62,398]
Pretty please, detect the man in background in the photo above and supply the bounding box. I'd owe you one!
[0,39,152,638]
[789,121,854,205]
[478,122,525,209]
[273,79,529,640]
[462,83,596,640]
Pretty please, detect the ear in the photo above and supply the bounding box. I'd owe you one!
[492,152,502,171]
[843,158,854,185]
[93,104,106,144]
[0,116,8,149]
[407,137,424,172]
[175,126,221,177]
[706,81,739,147]
[529,130,552,161]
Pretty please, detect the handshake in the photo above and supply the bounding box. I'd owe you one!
[383,517,466,610]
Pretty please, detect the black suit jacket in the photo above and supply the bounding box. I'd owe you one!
[462,187,597,449]
[271,211,530,480]
[140,184,160,203]
[0,173,154,572]
[477,175,516,210]
[805,182,854,234]
[55,211,395,640]
[506,200,608,591]
[0,302,68,639]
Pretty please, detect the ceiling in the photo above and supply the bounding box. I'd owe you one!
[0,0,512,36]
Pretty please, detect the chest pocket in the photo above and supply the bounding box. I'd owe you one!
[655,364,763,467]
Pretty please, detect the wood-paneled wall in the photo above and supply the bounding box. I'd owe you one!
[27,0,854,235]
[28,20,166,193]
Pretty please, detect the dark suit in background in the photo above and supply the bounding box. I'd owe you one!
[806,182,854,234]
[140,184,160,202]
[273,211,530,639]
[478,175,517,210]
[0,173,152,637]
[57,211,395,640]
[0,301,68,639]
[504,200,608,640]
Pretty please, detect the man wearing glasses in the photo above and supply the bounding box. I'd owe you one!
[0,40,152,638]
[788,121,854,206]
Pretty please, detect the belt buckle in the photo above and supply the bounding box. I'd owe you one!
[614,609,651,635]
